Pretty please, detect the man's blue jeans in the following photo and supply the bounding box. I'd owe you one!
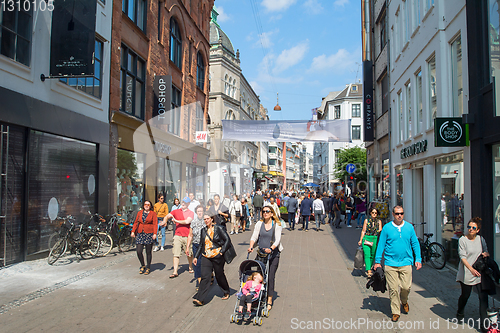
[314,211,323,229]
[288,212,296,229]
[156,218,166,247]
[303,215,310,230]
[346,211,353,226]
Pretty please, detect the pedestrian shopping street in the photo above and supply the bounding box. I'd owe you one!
[0,221,481,333]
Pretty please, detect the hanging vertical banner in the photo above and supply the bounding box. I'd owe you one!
[50,0,97,76]
[152,75,172,123]
[221,119,351,142]
[363,60,374,142]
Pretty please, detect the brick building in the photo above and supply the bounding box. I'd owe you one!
[109,0,214,212]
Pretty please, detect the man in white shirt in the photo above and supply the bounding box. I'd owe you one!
[188,192,200,213]
[312,193,325,232]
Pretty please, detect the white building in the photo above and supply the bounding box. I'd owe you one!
[207,8,260,197]
[0,0,112,264]
[388,0,469,267]
[316,83,365,193]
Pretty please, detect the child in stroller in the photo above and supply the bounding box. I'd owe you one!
[237,272,264,320]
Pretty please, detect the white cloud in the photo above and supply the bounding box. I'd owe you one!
[249,81,264,95]
[216,6,230,22]
[261,0,297,12]
[303,0,323,14]
[273,41,309,74]
[309,49,356,73]
[334,0,349,7]
[254,29,279,49]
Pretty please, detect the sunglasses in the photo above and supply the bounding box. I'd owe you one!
[394,212,404,216]
[467,225,477,230]
[262,210,272,214]
[370,211,378,215]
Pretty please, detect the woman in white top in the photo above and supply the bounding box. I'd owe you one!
[456,217,489,325]
[228,194,242,235]
[312,193,325,232]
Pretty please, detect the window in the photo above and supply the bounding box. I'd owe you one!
[427,55,437,126]
[395,12,400,54]
[398,91,404,142]
[269,146,277,154]
[170,17,182,69]
[158,1,162,41]
[0,7,32,66]
[451,36,463,117]
[120,45,145,119]
[196,105,204,132]
[196,52,205,90]
[406,82,412,139]
[412,0,421,31]
[122,0,146,31]
[382,73,389,114]
[169,86,181,135]
[335,149,340,163]
[404,0,410,43]
[380,10,387,52]
[416,70,423,133]
[61,39,103,99]
[424,0,434,13]
[352,104,361,117]
[224,74,229,95]
[352,125,361,140]
[334,105,341,119]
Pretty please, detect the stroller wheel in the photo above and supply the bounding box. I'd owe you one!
[253,317,258,325]
[262,309,269,317]
[230,314,235,323]
[259,317,263,326]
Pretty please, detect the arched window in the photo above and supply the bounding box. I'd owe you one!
[224,74,229,95]
[232,79,237,98]
[225,110,236,120]
[196,52,205,90]
[170,17,182,69]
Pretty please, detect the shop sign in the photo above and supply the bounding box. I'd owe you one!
[434,118,466,147]
[153,75,172,122]
[363,60,374,142]
[196,131,208,142]
[153,141,172,155]
[193,153,198,164]
[400,140,427,159]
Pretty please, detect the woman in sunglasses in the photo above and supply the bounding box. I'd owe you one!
[358,207,382,278]
[456,217,489,326]
[247,205,283,312]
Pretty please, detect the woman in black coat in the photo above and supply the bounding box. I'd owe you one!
[192,213,231,306]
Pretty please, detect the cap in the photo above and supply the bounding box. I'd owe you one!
[182,196,191,203]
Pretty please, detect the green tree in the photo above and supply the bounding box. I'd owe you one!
[334,147,367,182]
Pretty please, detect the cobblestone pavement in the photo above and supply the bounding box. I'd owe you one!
[0,219,486,332]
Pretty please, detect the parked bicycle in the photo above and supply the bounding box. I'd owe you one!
[47,217,101,265]
[412,222,447,269]
[94,212,135,255]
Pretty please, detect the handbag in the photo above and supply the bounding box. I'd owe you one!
[224,241,237,264]
[354,246,365,269]
[235,210,241,218]
[363,239,373,246]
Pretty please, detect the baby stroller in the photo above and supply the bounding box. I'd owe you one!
[230,253,270,326]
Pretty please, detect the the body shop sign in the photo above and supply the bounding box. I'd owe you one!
[434,118,466,147]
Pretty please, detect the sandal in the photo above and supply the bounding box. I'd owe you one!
[144,268,151,275]
[139,266,146,274]
[221,294,230,300]
[267,303,272,311]
[188,268,194,274]
[169,273,179,278]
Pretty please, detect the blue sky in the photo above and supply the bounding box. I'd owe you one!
[213,0,362,120]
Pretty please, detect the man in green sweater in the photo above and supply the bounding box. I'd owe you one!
[373,206,421,323]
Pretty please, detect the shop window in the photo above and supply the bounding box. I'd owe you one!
[0,7,32,66]
[396,165,404,206]
[120,45,145,119]
[28,131,97,255]
[436,152,464,268]
[164,159,181,207]
[493,145,500,264]
[60,39,103,99]
[382,158,390,200]
[116,149,145,213]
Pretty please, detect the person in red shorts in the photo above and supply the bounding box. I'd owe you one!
[165,197,194,278]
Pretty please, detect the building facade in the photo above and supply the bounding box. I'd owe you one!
[387,0,469,267]
[0,0,112,264]
[109,0,214,213]
[207,8,260,198]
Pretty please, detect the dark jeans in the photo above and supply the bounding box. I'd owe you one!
[302,215,310,230]
[457,282,489,326]
[192,243,202,279]
[288,211,296,229]
[254,207,262,222]
[136,244,153,269]
[194,255,230,303]
[267,255,280,301]
[334,211,341,227]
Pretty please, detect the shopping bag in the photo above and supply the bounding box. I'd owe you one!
[354,246,365,269]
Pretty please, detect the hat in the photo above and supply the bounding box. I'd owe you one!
[182,196,191,203]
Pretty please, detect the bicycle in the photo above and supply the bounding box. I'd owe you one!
[47,218,101,265]
[412,222,447,269]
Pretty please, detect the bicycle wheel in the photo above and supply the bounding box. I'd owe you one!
[80,235,101,260]
[428,242,446,269]
[96,232,113,257]
[118,230,135,252]
[48,239,67,265]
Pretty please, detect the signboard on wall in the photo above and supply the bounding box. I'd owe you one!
[363,61,374,142]
[434,118,466,147]
[153,75,172,123]
[50,0,97,76]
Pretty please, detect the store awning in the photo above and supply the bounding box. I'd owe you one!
[269,171,284,177]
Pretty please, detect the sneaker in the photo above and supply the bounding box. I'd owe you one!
[347,225,352,228]
[160,247,164,251]
[244,310,251,320]
[230,231,234,235]
[235,231,238,234]
[391,314,400,322]
[153,246,159,252]
[402,303,409,314]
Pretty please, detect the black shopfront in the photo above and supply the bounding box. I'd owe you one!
[466,0,500,265]
[0,87,109,265]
